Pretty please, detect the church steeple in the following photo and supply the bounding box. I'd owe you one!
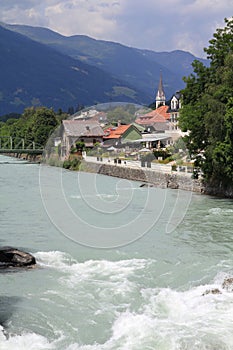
[155,72,166,108]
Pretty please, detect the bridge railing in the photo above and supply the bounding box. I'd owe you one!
[0,136,44,154]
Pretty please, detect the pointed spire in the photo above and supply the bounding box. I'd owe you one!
[155,72,166,108]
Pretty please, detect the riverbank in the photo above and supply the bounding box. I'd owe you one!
[80,157,233,198]
[3,152,42,163]
[80,158,205,194]
[4,152,232,198]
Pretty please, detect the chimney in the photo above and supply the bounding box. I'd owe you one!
[118,120,121,127]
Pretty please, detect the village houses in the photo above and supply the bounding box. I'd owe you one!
[60,74,184,157]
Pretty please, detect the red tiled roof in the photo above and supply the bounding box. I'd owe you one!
[104,124,131,139]
[156,105,170,120]
[135,105,170,125]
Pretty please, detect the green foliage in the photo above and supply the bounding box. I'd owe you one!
[70,146,77,154]
[63,158,81,170]
[75,141,86,151]
[179,17,233,186]
[63,160,72,169]
[55,111,69,123]
[107,105,137,124]
[0,106,59,148]
[0,113,21,122]
[30,107,58,146]
[212,98,233,182]
[153,149,171,160]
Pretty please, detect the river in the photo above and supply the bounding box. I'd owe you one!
[0,155,233,349]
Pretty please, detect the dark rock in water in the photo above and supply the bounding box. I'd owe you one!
[140,183,154,188]
[0,247,36,268]
[222,277,233,291]
[202,277,233,296]
[202,288,222,296]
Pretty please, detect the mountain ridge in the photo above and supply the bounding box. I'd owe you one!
[0,22,209,115]
[0,24,147,115]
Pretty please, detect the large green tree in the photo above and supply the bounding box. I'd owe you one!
[0,107,60,148]
[179,17,233,186]
[30,107,58,146]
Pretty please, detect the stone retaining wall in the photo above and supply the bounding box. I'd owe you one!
[81,161,204,193]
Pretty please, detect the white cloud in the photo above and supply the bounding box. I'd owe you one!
[0,1,50,27]
[0,0,232,57]
[181,0,232,13]
[45,0,121,37]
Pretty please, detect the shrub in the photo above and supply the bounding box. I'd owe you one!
[63,160,72,169]
[63,157,81,170]
[153,150,171,160]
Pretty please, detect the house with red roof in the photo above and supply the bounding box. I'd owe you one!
[103,123,142,147]
[135,105,170,132]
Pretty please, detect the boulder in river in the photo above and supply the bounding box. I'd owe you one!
[202,277,233,296]
[0,247,36,268]
[222,277,233,292]
[202,288,222,296]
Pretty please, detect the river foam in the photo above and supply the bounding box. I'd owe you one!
[1,155,233,349]
[6,251,227,349]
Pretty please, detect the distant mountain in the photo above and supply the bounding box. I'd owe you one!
[0,24,147,115]
[2,24,209,96]
[0,23,208,115]
[135,48,208,80]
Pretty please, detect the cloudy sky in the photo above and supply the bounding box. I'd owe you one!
[0,0,232,57]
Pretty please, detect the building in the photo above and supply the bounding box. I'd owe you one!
[126,133,172,149]
[61,120,105,157]
[135,75,184,143]
[168,91,182,126]
[73,109,108,126]
[135,105,170,132]
[103,124,142,147]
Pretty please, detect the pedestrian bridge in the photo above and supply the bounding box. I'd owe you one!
[0,136,44,155]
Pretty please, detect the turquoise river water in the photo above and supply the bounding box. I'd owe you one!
[0,155,233,349]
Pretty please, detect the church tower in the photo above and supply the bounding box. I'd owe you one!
[155,73,166,108]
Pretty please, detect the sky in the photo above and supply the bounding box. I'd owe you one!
[0,0,232,58]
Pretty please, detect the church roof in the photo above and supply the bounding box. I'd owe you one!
[156,73,166,100]
[173,91,181,100]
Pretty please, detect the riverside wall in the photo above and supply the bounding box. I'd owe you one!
[3,153,42,162]
[81,160,205,193]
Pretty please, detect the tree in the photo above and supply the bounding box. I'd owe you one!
[212,98,233,182]
[67,106,74,115]
[107,104,137,124]
[0,106,59,149]
[179,17,233,187]
[31,107,58,147]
